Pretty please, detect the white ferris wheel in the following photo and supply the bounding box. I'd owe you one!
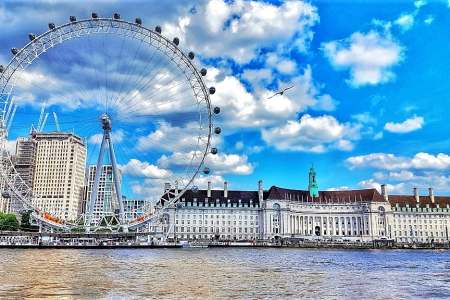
[0,13,221,232]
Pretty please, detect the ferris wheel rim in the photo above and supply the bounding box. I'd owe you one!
[0,15,215,230]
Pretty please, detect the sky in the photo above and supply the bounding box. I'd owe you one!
[1,0,450,199]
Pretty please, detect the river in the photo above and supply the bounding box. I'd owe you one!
[0,248,449,299]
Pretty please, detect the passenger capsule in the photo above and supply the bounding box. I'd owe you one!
[28,33,36,41]
[0,65,4,73]
[214,127,221,134]
[113,13,120,20]
[91,12,98,19]
[1,191,10,198]
[203,167,211,175]
[155,25,162,34]
[48,23,56,30]
[211,147,218,155]
[200,68,207,76]
[209,87,216,95]
[213,106,220,114]
[188,51,195,60]
[69,16,76,22]
[11,48,19,55]
[135,18,142,25]
[191,185,199,193]
[173,37,180,46]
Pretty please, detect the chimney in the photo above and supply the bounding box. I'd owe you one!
[413,187,419,204]
[429,187,435,204]
[224,181,228,198]
[258,180,263,202]
[164,182,171,193]
[207,181,211,198]
[381,184,388,201]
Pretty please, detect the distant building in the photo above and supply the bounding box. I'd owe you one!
[29,131,86,221]
[82,165,119,224]
[156,170,450,244]
[123,198,153,222]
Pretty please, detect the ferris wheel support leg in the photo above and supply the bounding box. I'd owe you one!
[107,134,126,232]
[85,133,108,230]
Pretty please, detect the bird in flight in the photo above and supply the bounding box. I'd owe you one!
[267,85,294,99]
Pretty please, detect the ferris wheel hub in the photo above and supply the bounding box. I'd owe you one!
[100,113,112,131]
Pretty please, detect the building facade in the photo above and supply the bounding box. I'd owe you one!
[30,132,86,221]
[82,165,117,223]
[159,168,450,244]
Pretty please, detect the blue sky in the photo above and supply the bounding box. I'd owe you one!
[2,0,450,198]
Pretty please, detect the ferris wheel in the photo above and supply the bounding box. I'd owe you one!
[0,13,221,232]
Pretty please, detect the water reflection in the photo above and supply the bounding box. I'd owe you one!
[0,248,449,299]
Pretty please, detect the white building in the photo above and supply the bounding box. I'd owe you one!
[123,198,153,222]
[30,132,86,221]
[159,167,450,244]
[83,165,118,224]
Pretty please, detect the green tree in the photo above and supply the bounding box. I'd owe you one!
[20,210,38,231]
[0,212,19,231]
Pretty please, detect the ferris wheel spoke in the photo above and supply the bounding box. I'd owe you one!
[113,41,161,109]
[1,17,216,231]
[109,37,145,111]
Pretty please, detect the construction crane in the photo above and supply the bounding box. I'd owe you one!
[52,112,61,131]
[6,105,17,132]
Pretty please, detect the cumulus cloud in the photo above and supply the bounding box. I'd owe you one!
[424,15,434,25]
[261,114,360,153]
[170,0,319,64]
[121,159,171,179]
[208,66,338,132]
[346,152,450,171]
[394,14,414,32]
[323,31,403,87]
[384,116,424,133]
[89,129,125,145]
[158,151,254,175]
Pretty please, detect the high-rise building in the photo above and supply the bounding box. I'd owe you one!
[30,132,86,221]
[83,165,119,224]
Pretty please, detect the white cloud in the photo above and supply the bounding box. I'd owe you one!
[261,114,360,153]
[351,112,377,125]
[121,159,171,179]
[266,53,297,74]
[172,0,319,64]
[359,178,407,194]
[208,66,338,132]
[414,0,427,8]
[323,31,403,87]
[346,152,450,171]
[384,116,424,133]
[394,14,414,32]
[137,122,219,153]
[373,132,383,140]
[88,129,125,145]
[158,151,254,175]
[424,15,434,25]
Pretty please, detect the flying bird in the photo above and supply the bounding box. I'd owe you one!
[267,85,294,99]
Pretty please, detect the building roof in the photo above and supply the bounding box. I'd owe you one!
[265,186,385,203]
[160,189,262,206]
[388,195,450,208]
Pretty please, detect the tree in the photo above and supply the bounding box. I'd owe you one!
[20,210,38,231]
[0,212,19,231]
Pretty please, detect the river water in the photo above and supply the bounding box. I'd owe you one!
[0,248,449,299]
